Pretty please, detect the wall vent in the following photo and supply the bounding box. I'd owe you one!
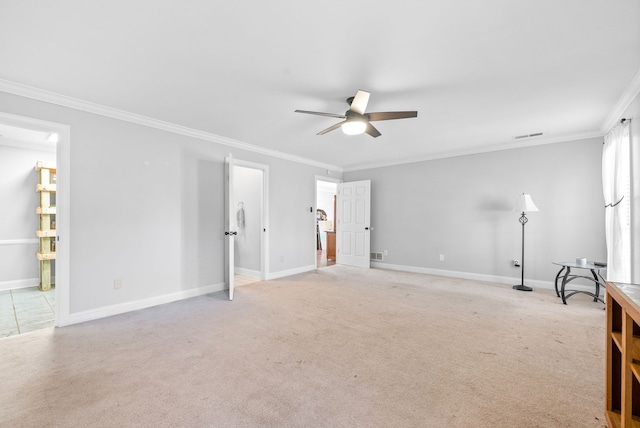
[370,252,384,261]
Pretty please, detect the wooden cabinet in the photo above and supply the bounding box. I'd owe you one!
[36,161,56,291]
[326,231,336,261]
[606,281,640,428]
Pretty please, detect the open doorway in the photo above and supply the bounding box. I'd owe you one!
[0,121,57,337]
[316,177,339,268]
[232,161,268,287]
[0,112,69,335]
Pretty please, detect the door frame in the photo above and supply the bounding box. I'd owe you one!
[314,175,341,269]
[0,112,71,326]
[224,155,236,300]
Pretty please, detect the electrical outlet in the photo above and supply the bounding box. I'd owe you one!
[439,254,445,262]
[114,279,122,289]
[383,250,388,256]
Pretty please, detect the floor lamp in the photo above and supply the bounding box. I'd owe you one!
[513,193,539,292]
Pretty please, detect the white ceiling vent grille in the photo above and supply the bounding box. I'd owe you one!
[370,252,384,261]
[514,132,543,140]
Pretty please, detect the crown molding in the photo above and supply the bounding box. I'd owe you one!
[0,79,343,172]
[601,66,640,132]
[343,130,604,172]
[345,66,639,172]
[1,77,622,174]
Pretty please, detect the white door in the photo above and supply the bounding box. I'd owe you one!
[336,180,371,268]
[224,155,236,300]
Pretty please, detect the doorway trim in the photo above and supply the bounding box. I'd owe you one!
[0,112,71,327]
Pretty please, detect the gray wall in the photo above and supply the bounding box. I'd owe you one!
[0,143,55,290]
[0,91,338,317]
[0,86,621,320]
[344,137,607,286]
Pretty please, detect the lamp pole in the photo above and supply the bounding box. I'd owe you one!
[513,212,532,291]
[512,193,538,292]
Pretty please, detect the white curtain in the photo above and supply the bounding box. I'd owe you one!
[602,120,631,282]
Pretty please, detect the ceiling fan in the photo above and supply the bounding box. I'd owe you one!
[295,90,418,138]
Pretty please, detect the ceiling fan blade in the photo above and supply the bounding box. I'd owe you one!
[349,90,370,115]
[295,110,346,119]
[367,111,418,121]
[317,121,346,135]
[365,123,381,138]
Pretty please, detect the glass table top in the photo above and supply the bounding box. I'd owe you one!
[552,261,607,269]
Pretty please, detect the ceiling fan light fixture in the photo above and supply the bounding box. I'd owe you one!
[342,120,367,135]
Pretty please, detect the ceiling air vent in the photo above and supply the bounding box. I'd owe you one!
[514,132,543,140]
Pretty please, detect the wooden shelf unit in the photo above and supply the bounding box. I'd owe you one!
[35,161,56,291]
[606,281,640,428]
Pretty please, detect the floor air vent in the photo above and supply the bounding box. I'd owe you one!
[370,252,384,261]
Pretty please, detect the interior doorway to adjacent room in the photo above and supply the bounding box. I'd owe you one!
[0,119,57,337]
[315,177,338,268]
[232,161,268,285]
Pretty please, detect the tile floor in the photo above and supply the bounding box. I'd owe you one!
[0,286,55,338]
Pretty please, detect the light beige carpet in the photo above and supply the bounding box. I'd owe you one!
[0,266,606,427]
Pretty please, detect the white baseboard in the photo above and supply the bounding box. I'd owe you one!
[266,265,315,280]
[64,282,226,327]
[0,278,40,291]
[371,262,568,291]
[61,262,602,328]
[235,267,261,278]
[65,265,314,327]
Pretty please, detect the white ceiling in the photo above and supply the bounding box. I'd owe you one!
[0,122,56,152]
[0,123,49,144]
[1,1,639,170]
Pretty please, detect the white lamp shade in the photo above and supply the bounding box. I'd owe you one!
[513,193,539,213]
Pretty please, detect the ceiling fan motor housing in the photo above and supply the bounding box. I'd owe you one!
[345,110,366,121]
